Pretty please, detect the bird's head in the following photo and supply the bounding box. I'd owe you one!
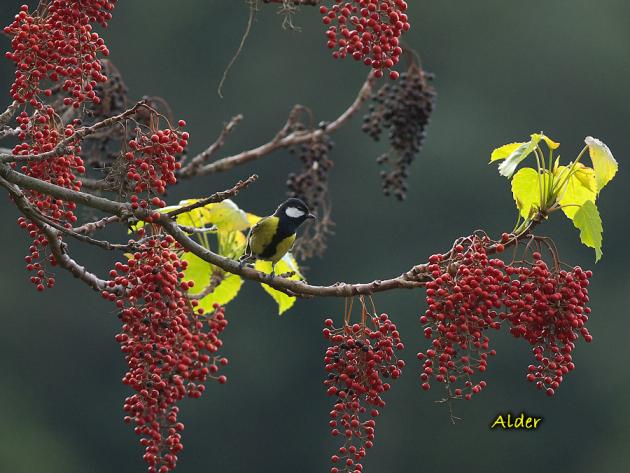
[274,198,316,226]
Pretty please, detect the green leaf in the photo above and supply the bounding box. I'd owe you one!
[572,200,603,262]
[584,136,618,192]
[256,254,303,315]
[182,252,243,308]
[555,164,597,219]
[511,167,552,218]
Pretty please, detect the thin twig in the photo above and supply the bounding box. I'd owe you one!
[191,72,375,176]
[218,0,257,98]
[165,174,258,218]
[179,114,244,176]
[189,271,225,300]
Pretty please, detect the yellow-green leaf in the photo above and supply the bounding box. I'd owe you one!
[584,136,618,192]
[202,200,249,232]
[535,133,560,150]
[511,168,552,218]
[572,200,603,262]
[256,254,303,315]
[182,252,244,308]
[174,199,249,232]
[197,273,244,312]
[182,251,212,289]
[555,165,597,219]
[490,142,526,162]
[134,199,250,233]
[494,133,559,178]
[217,230,247,259]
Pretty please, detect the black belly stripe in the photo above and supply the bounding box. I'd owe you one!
[259,218,296,259]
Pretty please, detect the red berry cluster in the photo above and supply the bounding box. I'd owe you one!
[103,233,228,473]
[125,122,188,211]
[502,253,592,396]
[320,0,410,79]
[418,238,503,399]
[4,1,115,108]
[418,236,594,400]
[17,217,57,291]
[13,109,85,290]
[323,313,404,473]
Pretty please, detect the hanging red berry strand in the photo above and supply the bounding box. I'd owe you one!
[323,300,404,473]
[104,234,229,473]
[321,0,410,79]
[502,252,592,397]
[5,1,116,290]
[418,234,593,403]
[4,1,116,108]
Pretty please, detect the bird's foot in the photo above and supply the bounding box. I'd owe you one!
[238,257,254,270]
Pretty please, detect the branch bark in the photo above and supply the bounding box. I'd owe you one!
[184,73,375,177]
[0,101,19,128]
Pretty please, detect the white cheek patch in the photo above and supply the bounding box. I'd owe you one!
[285,207,305,218]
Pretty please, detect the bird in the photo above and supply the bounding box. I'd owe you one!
[240,198,315,275]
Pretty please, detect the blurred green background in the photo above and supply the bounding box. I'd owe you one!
[1,1,629,472]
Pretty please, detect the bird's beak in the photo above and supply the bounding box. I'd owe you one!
[307,213,316,220]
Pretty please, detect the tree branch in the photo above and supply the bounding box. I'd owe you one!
[0,175,119,293]
[0,161,536,299]
[0,100,149,163]
[0,162,430,297]
[73,216,120,235]
[185,72,375,177]
[0,101,19,128]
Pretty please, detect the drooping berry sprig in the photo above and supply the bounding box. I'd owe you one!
[418,235,504,400]
[323,302,404,473]
[362,62,436,200]
[5,1,116,289]
[13,108,85,290]
[104,233,228,473]
[502,252,592,396]
[321,0,410,79]
[123,121,189,212]
[418,234,594,407]
[4,1,116,108]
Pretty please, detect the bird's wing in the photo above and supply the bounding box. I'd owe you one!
[247,216,278,256]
